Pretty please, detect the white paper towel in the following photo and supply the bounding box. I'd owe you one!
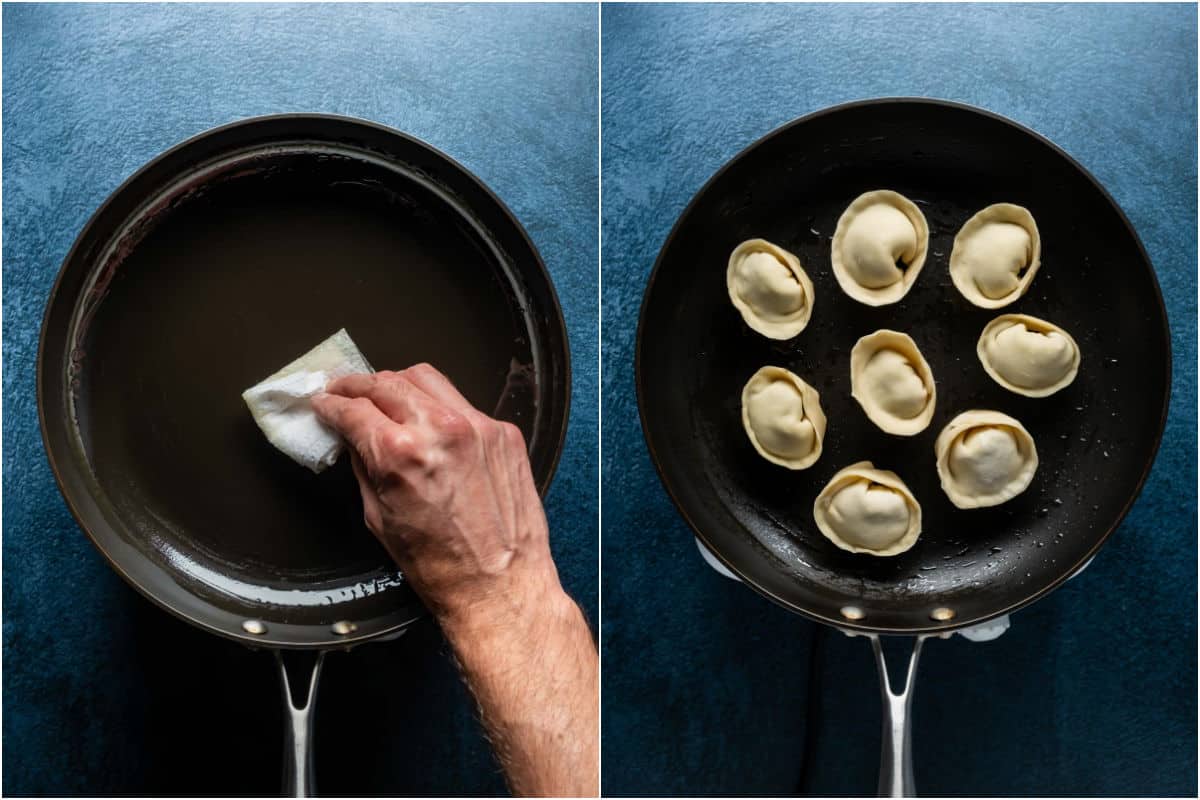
[242,328,374,473]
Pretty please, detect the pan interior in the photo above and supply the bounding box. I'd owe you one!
[638,102,1169,632]
[68,144,543,625]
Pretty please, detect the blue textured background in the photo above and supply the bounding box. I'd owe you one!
[602,3,1196,797]
[3,4,596,795]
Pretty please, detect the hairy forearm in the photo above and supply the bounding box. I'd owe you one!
[440,573,599,797]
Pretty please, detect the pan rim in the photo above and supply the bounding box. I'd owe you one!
[634,96,1172,635]
[37,112,572,649]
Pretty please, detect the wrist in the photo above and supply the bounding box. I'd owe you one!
[437,563,578,657]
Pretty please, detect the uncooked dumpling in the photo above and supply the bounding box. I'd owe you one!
[741,366,826,469]
[935,410,1038,509]
[978,314,1080,397]
[727,239,815,339]
[850,330,936,436]
[831,190,929,306]
[949,204,1041,308]
[813,461,922,556]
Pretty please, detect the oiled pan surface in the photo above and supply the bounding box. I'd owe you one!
[41,117,570,646]
[637,100,1169,633]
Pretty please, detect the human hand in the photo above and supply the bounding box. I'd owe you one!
[310,364,561,627]
[312,364,597,797]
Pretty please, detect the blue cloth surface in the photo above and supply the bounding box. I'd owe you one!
[2,4,597,795]
[601,3,1196,797]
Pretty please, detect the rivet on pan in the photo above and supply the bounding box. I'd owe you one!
[331,620,358,636]
[840,605,865,621]
[930,607,956,622]
[242,619,268,635]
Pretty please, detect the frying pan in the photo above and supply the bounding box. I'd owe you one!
[636,98,1170,795]
[38,114,570,796]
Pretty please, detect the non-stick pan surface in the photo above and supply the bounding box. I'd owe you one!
[40,115,570,648]
[637,99,1169,634]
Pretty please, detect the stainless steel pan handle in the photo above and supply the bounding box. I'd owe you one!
[276,650,327,797]
[870,635,925,798]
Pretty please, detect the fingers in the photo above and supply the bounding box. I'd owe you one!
[311,392,393,455]
[324,372,379,397]
[398,363,477,414]
[324,372,431,424]
[327,365,479,426]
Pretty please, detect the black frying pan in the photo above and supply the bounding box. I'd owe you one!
[38,114,570,795]
[636,99,1169,793]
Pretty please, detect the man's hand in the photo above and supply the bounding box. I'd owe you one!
[310,364,554,622]
[311,365,598,798]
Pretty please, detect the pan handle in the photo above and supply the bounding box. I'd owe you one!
[870,635,925,798]
[275,650,327,798]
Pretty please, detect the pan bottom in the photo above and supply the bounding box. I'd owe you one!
[637,100,1169,632]
[70,148,538,619]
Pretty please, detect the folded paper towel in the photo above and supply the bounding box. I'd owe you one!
[242,328,374,473]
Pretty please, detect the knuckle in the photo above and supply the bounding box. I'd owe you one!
[382,427,416,456]
[499,421,526,449]
[369,426,420,474]
[402,362,437,380]
[434,409,474,442]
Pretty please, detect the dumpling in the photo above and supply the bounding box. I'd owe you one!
[935,410,1038,509]
[977,314,1080,397]
[813,461,922,556]
[727,239,815,339]
[949,204,1041,308]
[741,366,826,469]
[849,330,936,435]
[830,190,929,306]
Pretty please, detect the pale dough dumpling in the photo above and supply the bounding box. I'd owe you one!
[741,366,826,469]
[849,330,936,436]
[949,204,1041,308]
[727,239,815,339]
[830,190,929,306]
[977,314,1081,397]
[935,410,1038,509]
[813,461,922,556]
